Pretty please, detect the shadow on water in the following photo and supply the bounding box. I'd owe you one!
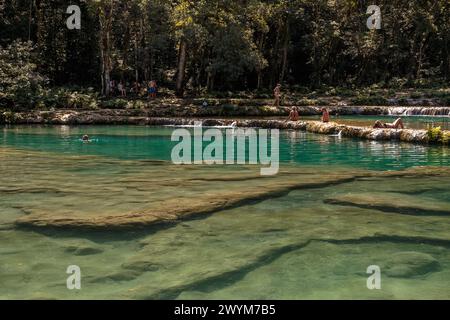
[14,222,179,244]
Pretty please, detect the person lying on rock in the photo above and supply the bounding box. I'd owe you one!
[373,118,405,129]
[288,107,299,121]
[321,108,330,123]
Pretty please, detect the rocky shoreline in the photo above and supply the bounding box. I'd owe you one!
[1,104,450,123]
[1,108,449,146]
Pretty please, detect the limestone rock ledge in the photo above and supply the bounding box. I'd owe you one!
[12,165,450,230]
[1,109,448,145]
[238,119,435,144]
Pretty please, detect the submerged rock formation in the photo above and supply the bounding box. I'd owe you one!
[325,192,450,216]
[14,165,360,229]
[3,144,448,230]
[385,252,441,278]
[2,145,450,299]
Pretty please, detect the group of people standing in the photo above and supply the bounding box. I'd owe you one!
[109,80,158,99]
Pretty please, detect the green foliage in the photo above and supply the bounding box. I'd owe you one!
[0,0,448,104]
[36,0,99,85]
[41,88,99,109]
[428,126,442,143]
[443,133,450,145]
[350,95,388,106]
[0,111,17,124]
[0,41,45,109]
[220,104,239,115]
[427,127,450,144]
[59,92,98,110]
[100,99,129,109]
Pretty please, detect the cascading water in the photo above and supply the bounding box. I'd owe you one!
[388,107,450,116]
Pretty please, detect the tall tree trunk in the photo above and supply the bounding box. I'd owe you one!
[416,34,428,79]
[270,23,281,88]
[176,39,187,97]
[134,37,139,83]
[99,1,114,97]
[207,71,215,92]
[280,22,289,83]
[256,35,264,89]
[121,5,131,83]
[444,34,450,80]
[149,49,154,81]
[28,0,34,41]
[257,71,262,90]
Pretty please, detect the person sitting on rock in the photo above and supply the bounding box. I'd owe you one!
[373,118,405,129]
[288,107,299,121]
[321,108,330,123]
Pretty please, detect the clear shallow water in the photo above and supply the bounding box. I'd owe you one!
[0,125,450,300]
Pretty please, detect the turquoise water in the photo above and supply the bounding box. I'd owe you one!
[1,125,449,170]
[1,125,450,300]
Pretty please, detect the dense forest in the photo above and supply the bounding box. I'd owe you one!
[0,0,449,108]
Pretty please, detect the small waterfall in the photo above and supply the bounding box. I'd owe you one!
[388,107,450,117]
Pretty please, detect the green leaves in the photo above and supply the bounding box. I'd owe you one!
[427,126,450,145]
[0,0,448,98]
[0,41,45,109]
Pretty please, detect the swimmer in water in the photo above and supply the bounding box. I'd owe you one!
[82,135,91,143]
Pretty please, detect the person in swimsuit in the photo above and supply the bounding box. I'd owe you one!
[373,118,405,129]
[321,108,330,123]
[288,107,299,121]
[273,84,281,107]
[118,81,126,97]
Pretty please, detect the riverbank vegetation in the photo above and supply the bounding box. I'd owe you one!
[1,0,449,110]
[428,126,450,145]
